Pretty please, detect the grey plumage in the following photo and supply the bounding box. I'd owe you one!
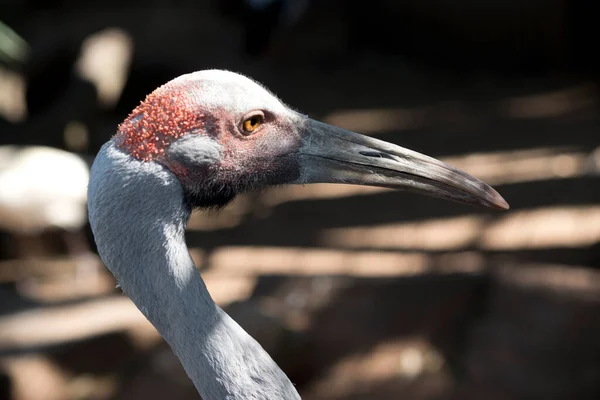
[89,142,301,399]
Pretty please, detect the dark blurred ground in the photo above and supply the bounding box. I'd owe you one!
[0,1,599,400]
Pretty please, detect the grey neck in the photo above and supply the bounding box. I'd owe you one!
[88,142,301,400]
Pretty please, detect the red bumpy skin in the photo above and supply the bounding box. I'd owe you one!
[115,81,205,162]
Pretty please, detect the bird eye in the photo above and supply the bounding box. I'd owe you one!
[241,113,264,134]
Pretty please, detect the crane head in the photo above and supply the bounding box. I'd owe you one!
[115,70,509,210]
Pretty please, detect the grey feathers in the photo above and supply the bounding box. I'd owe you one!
[88,141,300,399]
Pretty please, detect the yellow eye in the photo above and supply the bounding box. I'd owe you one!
[242,114,264,134]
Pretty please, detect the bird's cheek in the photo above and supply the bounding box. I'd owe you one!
[219,140,258,170]
[160,158,216,191]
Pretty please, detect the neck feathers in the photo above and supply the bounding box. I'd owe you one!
[87,141,300,400]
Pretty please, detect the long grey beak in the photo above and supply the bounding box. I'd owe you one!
[295,119,509,210]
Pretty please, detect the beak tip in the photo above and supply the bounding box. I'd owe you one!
[490,193,510,211]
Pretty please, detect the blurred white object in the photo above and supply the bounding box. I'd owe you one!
[75,27,133,108]
[0,145,97,287]
[0,66,27,123]
[0,146,89,233]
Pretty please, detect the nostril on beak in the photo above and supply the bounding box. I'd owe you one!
[359,151,396,161]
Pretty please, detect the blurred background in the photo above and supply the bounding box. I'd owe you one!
[1,1,599,399]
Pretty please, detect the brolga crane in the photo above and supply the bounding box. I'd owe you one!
[88,70,508,400]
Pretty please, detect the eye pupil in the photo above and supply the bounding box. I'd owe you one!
[242,113,263,134]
